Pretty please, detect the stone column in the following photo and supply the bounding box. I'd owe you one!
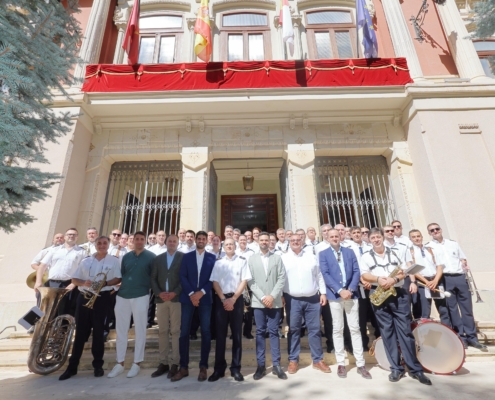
[180,147,210,231]
[285,144,319,231]
[187,18,197,62]
[112,5,130,64]
[292,15,303,60]
[380,0,425,81]
[73,0,113,84]
[435,0,491,82]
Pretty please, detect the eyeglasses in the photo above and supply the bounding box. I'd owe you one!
[393,225,402,229]
[429,227,441,233]
[66,233,77,237]
[112,233,121,237]
[384,229,394,233]
[361,231,369,234]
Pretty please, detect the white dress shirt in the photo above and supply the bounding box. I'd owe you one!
[41,245,86,281]
[359,249,406,287]
[207,248,226,260]
[346,241,372,262]
[428,239,466,274]
[306,238,320,246]
[210,254,252,293]
[314,240,331,265]
[109,244,127,261]
[260,251,270,276]
[81,241,97,256]
[235,247,254,259]
[384,239,411,264]
[282,249,326,297]
[149,243,167,256]
[31,244,61,265]
[187,250,207,296]
[179,243,196,254]
[275,241,289,253]
[396,234,413,248]
[73,254,122,293]
[410,244,444,277]
[247,241,260,253]
[205,244,213,252]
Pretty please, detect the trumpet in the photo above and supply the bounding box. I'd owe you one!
[83,272,107,309]
[465,268,483,303]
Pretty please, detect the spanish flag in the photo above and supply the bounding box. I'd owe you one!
[194,0,212,62]
[122,0,140,65]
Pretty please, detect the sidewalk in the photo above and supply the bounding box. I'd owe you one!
[1,361,494,400]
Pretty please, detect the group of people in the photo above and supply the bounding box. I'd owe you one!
[29,220,486,385]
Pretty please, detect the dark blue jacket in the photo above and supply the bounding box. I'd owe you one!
[319,246,360,300]
[179,250,216,305]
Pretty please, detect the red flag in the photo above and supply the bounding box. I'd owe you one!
[122,0,140,65]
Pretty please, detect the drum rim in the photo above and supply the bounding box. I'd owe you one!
[371,337,392,371]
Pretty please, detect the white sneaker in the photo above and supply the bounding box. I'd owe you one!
[127,363,140,378]
[107,363,125,378]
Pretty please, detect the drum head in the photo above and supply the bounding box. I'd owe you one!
[413,320,465,375]
[373,338,391,371]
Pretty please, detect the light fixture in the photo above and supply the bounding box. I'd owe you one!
[243,162,254,191]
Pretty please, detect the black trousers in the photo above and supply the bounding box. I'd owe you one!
[321,302,353,351]
[416,277,451,326]
[67,291,110,371]
[372,287,423,374]
[358,288,380,349]
[104,291,117,333]
[444,274,477,342]
[148,289,156,325]
[214,295,244,373]
[44,280,79,317]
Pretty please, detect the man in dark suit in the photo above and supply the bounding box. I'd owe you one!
[319,228,371,379]
[150,234,184,379]
[171,230,216,382]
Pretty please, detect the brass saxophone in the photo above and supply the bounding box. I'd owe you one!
[27,287,76,375]
[369,265,402,306]
[83,272,107,309]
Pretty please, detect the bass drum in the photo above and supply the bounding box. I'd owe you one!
[370,337,391,371]
[411,318,465,375]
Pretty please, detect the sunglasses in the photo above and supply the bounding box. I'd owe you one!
[361,231,369,234]
[112,233,122,237]
[393,225,402,229]
[429,227,441,233]
[384,229,394,233]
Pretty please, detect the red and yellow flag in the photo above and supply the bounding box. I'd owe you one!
[194,0,212,63]
[122,0,140,65]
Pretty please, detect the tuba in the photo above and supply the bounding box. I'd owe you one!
[369,265,402,306]
[27,287,76,375]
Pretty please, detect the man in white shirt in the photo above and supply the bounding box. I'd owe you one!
[392,220,412,248]
[146,233,157,249]
[150,231,167,256]
[248,228,260,253]
[269,234,283,255]
[205,231,215,252]
[296,228,313,254]
[426,223,486,351]
[361,227,370,244]
[109,229,127,260]
[233,229,241,244]
[34,228,86,316]
[125,234,134,252]
[119,233,128,249]
[58,235,122,381]
[409,229,450,326]
[236,234,254,259]
[177,228,187,251]
[235,234,255,339]
[282,235,330,375]
[306,227,319,246]
[31,233,65,271]
[208,238,252,382]
[178,230,196,253]
[275,228,289,253]
[335,224,353,247]
[106,228,127,335]
[81,227,98,257]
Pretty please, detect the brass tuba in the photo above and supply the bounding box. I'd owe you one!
[27,287,76,375]
[369,265,402,306]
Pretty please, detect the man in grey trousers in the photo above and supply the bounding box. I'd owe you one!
[248,232,287,381]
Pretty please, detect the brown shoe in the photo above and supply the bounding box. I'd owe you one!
[167,364,178,379]
[313,361,331,373]
[337,365,347,378]
[357,366,372,379]
[171,367,189,382]
[198,367,208,382]
[288,361,298,374]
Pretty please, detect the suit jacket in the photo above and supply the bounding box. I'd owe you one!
[319,246,360,300]
[151,251,184,303]
[247,252,286,308]
[179,250,216,306]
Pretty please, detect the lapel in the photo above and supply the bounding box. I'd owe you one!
[266,253,274,280]
[197,251,210,285]
[255,253,268,281]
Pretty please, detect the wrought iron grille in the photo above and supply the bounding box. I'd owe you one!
[100,161,183,235]
[314,156,397,228]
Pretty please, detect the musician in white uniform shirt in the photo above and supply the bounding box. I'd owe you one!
[236,235,254,259]
[275,228,289,253]
[31,233,65,270]
[146,233,157,249]
[109,229,127,260]
[392,220,412,248]
[106,229,127,335]
[205,231,216,252]
[177,228,187,251]
[305,227,319,246]
[149,231,167,255]
[34,228,86,316]
[335,224,353,247]
[269,234,283,255]
[207,236,226,260]
[81,227,98,256]
[178,230,196,253]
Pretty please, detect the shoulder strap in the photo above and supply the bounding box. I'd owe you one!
[409,246,415,264]
[425,246,437,265]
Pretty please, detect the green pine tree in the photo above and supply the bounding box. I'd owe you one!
[0,0,82,233]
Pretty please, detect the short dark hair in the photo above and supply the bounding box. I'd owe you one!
[369,227,384,237]
[427,222,440,231]
[166,234,178,243]
[409,229,422,237]
[391,220,402,226]
[66,228,78,234]
[186,230,196,237]
[133,231,146,238]
[196,230,208,239]
[350,226,361,233]
[95,235,110,243]
[259,231,270,238]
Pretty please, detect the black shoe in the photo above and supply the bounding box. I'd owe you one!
[208,371,225,382]
[231,371,244,381]
[300,328,306,338]
[151,363,169,378]
[253,366,266,380]
[59,369,77,381]
[467,340,488,351]
[94,368,104,377]
[244,333,254,339]
[388,370,405,382]
[265,332,270,339]
[103,332,109,343]
[410,371,432,385]
[272,365,287,380]
[190,333,198,340]
[147,323,152,329]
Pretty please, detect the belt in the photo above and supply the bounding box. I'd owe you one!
[443,273,464,277]
[49,279,71,283]
[224,293,235,298]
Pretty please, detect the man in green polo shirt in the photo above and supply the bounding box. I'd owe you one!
[108,231,156,379]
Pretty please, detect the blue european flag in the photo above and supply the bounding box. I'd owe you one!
[356,0,378,58]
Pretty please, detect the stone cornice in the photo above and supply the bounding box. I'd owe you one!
[212,0,277,12]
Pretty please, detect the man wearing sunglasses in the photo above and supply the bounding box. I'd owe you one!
[427,223,487,351]
[391,220,412,248]
[360,228,370,244]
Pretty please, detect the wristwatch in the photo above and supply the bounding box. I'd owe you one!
[220,297,226,302]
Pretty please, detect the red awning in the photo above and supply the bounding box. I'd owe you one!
[82,58,413,93]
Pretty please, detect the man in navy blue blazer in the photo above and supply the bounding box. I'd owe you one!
[319,228,371,379]
[171,231,217,383]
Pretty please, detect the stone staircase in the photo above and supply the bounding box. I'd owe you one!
[1,321,494,372]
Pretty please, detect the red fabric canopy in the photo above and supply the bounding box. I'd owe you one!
[82,58,413,93]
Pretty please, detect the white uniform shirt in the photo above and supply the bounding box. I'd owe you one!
[275,241,290,253]
[31,245,60,265]
[108,244,127,261]
[207,248,226,260]
[149,243,167,256]
[396,235,413,248]
[179,243,196,254]
[346,241,372,262]
[359,249,406,287]
[428,239,466,274]
[247,241,259,253]
[81,241,97,256]
[384,240,412,265]
[235,247,254,259]
[282,249,326,297]
[306,238,320,246]
[41,245,86,281]
[205,244,213,252]
[72,254,122,293]
[314,240,331,265]
[177,241,187,251]
[410,244,444,277]
[210,254,252,293]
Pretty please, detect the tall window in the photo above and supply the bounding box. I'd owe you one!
[305,10,356,59]
[220,12,271,61]
[473,40,495,78]
[138,15,183,64]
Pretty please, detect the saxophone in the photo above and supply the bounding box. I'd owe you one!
[27,287,76,375]
[369,265,402,306]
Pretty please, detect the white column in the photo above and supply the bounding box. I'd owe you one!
[381,0,425,81]
[73,0,113,84]
[112,4,130,64]
[435,0,491,82]
[292,15,303,60]
[187,18,197,63]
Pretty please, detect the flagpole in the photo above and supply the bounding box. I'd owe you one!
[356,0,360,58]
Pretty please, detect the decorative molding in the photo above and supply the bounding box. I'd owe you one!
[314,138,393,145]
[93,118,102,135]
[141,0,192,11]
[186,17,196,31]
[393,112,401,127]
[289,115,296,130]
[137,129,151,144]
[302,115,309,130]
[211,140,286,147]
[213,0,276,12]
[397,165,414,227]
[459,123,481,134]
[87,173,100,228]
[185,117,192,132]
[199,116,205,133]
